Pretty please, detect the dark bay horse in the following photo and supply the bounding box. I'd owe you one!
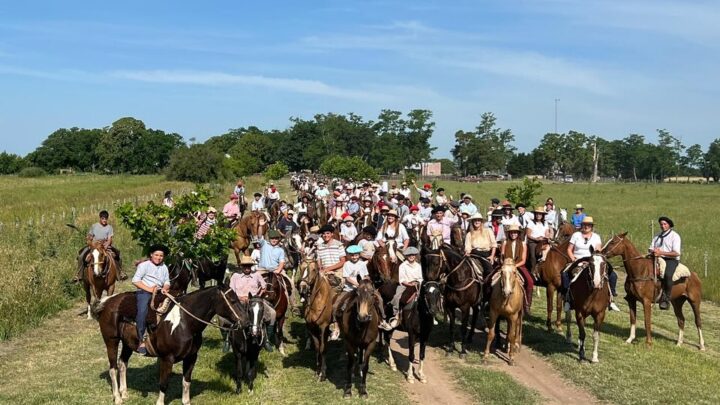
[424,244,482,359]
[231,212,268,263]
[339,278,380,398]
[386,280,443,383]
[303,265,335,381]
[230,296,265,394]
[534,239,571,331]
[93,286,245,405]
[484,259,525,365]
[261,272,290,355]
[82,241,119,319]
[195,256,228,289]
[565,252,610,362]
[603,233,705,349]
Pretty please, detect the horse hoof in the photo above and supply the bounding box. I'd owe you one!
[700,346,707,352]
[360,392,368,399]
[343,392,352,399]
[121,391,129,400]
[407,376,415,384]
[625,338,633,344]
[235,388,242,395]
[114,396,123,405]
[508,359,515,366]
[390,365,397,372]
[248,389,253,395]
[591,357,599,363]
[420,377,428,384]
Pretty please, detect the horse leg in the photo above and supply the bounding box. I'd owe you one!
[626,298,637,344]
[407,330,416,384]
[248,354,258,394]
[386,331,397,371]
[319,328,328,381]
[360,342,375,399]
[105,338,122,404]
[119,343,133,400]
[344,345,354,398]
[181,353,197,405]
[235,353,244,394]
[468,304,480,345]
[592,311,605,363]
[417,332,428,383]
[277,316,286,356]
[507,313,519,366]
[447,309,456,354]
[556,290,564,331]
[459,309,469,359]
[689,296,705,351]
[576,313,586,361]
[642,299,653,347]
[565,306,573,343]
[156,357,173,405]
[484,311,498,362]
[672,296,686,348]
[545,285,554,332]
[85,286,93,320]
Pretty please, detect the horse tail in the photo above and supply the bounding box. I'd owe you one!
[90,295,110,320]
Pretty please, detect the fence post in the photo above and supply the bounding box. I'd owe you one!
[704,251,709,278]
[650,220,654,243]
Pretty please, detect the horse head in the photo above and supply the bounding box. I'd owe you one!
[371,245,395,282]
[422,280,443,316]
[247,294,265,342]
[298,258,318,298]
[215,285,246,328]
[422,245,445,282]
[601,232,628,258]
[86,241,108,276]
[355,278,376,323]
[589,249,607,289]
[500,258,517,297]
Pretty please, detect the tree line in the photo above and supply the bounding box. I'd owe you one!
[3,111,720,182]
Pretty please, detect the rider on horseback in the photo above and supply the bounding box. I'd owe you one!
[330,245,392,340]
[228,256,276,352]
[650,216,682,310]
[75,210,126,282]
[465,213,496,278]
[222,194,241,226]
[388,247,423,329]
[133,244,170,355]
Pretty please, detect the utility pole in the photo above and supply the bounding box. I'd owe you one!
[554,98,560,133]
[592,140,599,183]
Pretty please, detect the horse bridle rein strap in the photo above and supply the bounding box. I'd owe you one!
[160,289,241,331]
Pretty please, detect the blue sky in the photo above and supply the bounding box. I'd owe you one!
[1,0,719,157]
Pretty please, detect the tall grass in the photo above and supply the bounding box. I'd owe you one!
[0,175,190,340]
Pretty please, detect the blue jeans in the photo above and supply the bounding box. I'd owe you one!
[136,290,152,341]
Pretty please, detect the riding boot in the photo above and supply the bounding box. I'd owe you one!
[264,325,275,352]
[223,334,231,353]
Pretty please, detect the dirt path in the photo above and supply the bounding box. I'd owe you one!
[485,345,600,404]
[389,331,474,405]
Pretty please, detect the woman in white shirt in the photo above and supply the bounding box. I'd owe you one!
[388,247,423,328]
[525,206,551,275]
[375,210,410,253]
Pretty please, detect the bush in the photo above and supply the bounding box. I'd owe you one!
[264,161,289,182]
[319,156,379,181]
[17,167,47,178]
[0,152,27,174]
[166,144,225,183]
[505,177,543,207]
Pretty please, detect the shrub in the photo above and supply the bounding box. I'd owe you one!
[166,144,224,183]
[264,161,289,182]
[505,177,543,207]
[17,167,47,178]
[319,156,378,181]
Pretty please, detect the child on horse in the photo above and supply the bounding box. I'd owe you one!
[132,244,170,355]
[388,247,423,329]
[75,210,126,282]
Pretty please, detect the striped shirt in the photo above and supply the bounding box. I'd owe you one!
[132,260,170,288]
[317,239,346,268]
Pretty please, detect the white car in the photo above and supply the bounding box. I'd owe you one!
[563,175,574,183]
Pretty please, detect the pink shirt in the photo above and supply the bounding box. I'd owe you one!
[230,272,266,298]
[223,201,240,218]
[426,217,456,243]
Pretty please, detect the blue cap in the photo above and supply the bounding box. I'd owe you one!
[346,245,362,254]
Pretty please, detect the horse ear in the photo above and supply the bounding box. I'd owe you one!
[356,274,362,284]
[589,245,595,254]
[620,231,628,237]
[249,292,253,299]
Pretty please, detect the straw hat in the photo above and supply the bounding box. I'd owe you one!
[575,204,583,210]
[507,224,521,233]
[386,209,399,218]
[532,206,546,214]
[468,213,484,221]
[239,256,256,266]
[581,216,594,225]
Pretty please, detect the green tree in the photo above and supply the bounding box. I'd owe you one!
[656,129,684,180]
[319,156,379,181]
[403,109,436,169]
[507,153,535,176]
[705,139,720,182]
[682,144,704,179]
[27,127,102,172]
[97,117,146,173]
[0,152,26,174]
[166,144,225,183]
[264,161,289,182]
[452,113,515,174]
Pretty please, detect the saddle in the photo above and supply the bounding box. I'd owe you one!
[400,285,419,309]
[656,258,691,282]
[490,270,525,288]
[117,292,173,330]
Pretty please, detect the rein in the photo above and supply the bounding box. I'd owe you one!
[160,289,241,331]
[429,249,481,291]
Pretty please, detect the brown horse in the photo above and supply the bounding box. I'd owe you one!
[314,199,328,227]
[556,221,575,242]
[261,272,290,355]
[92,285,246,405]
[231,212,268,264]
[303,265,336,381]
[565,252,610,362]
[603,233,705,349]
[484,258,524,365]
[450,224,465,251]
[534,239,571,331]
[368,244,401,284]
[82,241,119,319]
[339,278,380,398]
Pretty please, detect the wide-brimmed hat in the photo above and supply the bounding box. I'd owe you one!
[309,225,320,233]
[267,229,282,239]
[491,209,504,217]
[469,213,484,221]
[533,206,546,214]
[239,256,256,266]
[515,203,526,209]
[501,200,512,207]
[207,207,217,214]
[658,216,674,228]
[463,194,473,200]
[148,244,170,256]
[343,216,354,222]
[449,201,460,208]
[254,192,262,197]
[423,183,432,189]
[319,224,335,234]
[386,209,399,218]
[404,246,420,255]
[431,206,445,215]
[380,205,390,211]
[581,216,594,225]
[507,224,521,233]
[575,204,583,210]
[346,245,362,254]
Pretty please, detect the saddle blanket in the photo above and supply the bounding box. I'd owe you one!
[657,258,691,282]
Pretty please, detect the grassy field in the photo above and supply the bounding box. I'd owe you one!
[0,175,191,339]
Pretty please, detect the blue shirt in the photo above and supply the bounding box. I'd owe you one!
[571,213,586,228]
[258,238,286,270]
[132,260,170,288]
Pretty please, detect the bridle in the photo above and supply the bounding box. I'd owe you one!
[425,247,480,291]
[160,287,243,331]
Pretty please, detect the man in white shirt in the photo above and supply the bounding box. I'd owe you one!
[314,182,330,199]
[251,193,265,212]
[399,182,412,199]
[650,216,682,310]
[459,195,478,216]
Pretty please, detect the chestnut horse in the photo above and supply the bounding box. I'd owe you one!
[565,251,610,363]
[231,212,268,264]
[81,241,119,319]
[261,272,290,355]
[484,258,525,365]
[603,233,704,349]
[303,264,335,381]
[339,278,380,398]
[93,285,246,405]
[534,239,571,331]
